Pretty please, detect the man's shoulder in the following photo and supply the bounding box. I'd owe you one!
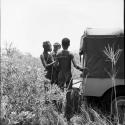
[57,50,62,55]
[68,51,74,55]
[67,51,74,58]
[57,50,74,55]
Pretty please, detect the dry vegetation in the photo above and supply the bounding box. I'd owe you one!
[1,43,122,125]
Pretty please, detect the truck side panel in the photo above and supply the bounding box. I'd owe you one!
[84,78,124,97]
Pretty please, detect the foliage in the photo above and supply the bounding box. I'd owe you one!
[70,104,113,125]
[1,44,66,125]
[1,43,118,125]
[103,44,124,125]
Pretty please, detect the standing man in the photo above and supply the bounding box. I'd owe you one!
[57,38,83,90]
[56,38,84,121]
[40,41,56,82]
[51,42,61,60]
[51,42,61,85]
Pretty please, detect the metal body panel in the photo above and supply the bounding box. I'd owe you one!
[78,28,124,97]
[84,78,124,97]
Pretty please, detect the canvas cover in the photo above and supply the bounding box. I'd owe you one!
[80,28,124,78]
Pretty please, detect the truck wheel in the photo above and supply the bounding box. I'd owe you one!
[101,86,125,114]
[111,96,125,124]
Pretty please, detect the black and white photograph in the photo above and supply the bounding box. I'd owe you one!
[1,0,124,125]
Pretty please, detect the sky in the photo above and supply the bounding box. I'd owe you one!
[1,0,124,57]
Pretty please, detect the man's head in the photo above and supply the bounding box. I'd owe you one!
[42,41,52,52]
[53,42,61,52]
[62,38,70,49]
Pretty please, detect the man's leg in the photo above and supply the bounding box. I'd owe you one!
[66,79,72,90]
[65,90,73,121]
[58,71,65,90]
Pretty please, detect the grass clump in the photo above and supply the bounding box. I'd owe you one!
[1,43,122,125]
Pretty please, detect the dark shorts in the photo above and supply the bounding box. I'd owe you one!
[58,71,72,90]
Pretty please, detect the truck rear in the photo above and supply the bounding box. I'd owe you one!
[74,28,124,123]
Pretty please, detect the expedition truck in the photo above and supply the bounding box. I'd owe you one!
[73,28,124,123]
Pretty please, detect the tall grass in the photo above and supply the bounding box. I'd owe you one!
[103,44,123,124]
[1,43,66,125]
[70,104,113,125]
[1,43,118,125]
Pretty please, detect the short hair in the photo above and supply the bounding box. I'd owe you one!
[42,41,51,48]
[53,42,61,47]
[62,38,70,48]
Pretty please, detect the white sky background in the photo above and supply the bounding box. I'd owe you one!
[1,0,124,57]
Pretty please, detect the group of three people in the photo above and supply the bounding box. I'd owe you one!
[40,37,84,90]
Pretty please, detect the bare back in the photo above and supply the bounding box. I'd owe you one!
[57,50,73,73]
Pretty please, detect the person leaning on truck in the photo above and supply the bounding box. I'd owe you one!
[56,38,86,121]
[56,38,84,90]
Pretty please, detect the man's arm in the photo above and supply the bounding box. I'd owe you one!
[71,54,83,71]
[40,54,56,68]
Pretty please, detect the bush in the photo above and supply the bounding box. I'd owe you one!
[1,44,66,125]
[1,43,116,125]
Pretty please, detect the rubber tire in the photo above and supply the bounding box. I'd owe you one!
[101,86,125,113]
[111,96,125,124]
